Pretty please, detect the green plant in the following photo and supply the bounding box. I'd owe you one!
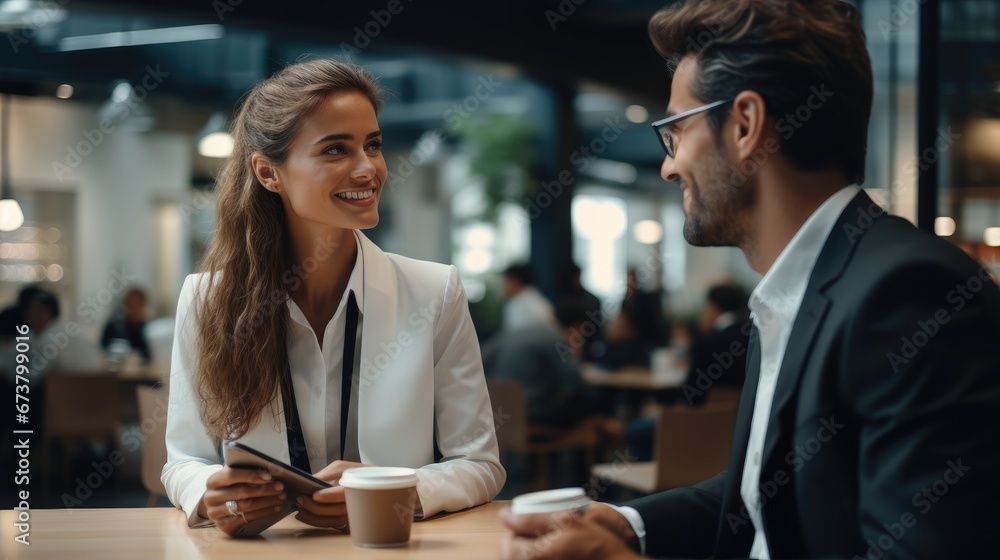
[458,114,538,221]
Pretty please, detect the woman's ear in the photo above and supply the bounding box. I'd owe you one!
[730,91,768,163]
[251,153,280,192]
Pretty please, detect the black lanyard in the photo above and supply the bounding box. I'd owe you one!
[285,291,359,472]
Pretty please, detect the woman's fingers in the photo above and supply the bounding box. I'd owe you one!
[233,493,288,515]
[206,466,274,489]
[310,485,346,503]
[313,460,370,482]
[204,481,285,511]
[296,494,347,518]
[294,508,349,530]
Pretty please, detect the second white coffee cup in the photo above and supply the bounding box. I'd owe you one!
[510,487,592,515]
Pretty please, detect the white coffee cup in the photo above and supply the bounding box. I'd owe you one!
[510,487,592,515]
[340,467,419,548]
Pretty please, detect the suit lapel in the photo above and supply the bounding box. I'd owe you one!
[760,294,830,464]
[714,323,761,556]
[759,190,884,466]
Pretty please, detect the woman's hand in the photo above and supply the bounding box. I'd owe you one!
[200,467,286,537]
[295,460,374,529]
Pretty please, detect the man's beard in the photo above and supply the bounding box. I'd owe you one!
[682,144,753,247]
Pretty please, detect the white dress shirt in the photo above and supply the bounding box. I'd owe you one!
[616,185,860,557]
[742,185,858,558]
[503,286,559,332]
[285,231,364,470]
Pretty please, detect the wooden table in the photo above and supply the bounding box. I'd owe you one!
[2,502,509,559]
[581,363,685,391]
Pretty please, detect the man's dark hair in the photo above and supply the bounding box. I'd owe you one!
[29,290,60,319]
[503,264,535,286]
[648,0,873,184]
[706,284,748,315]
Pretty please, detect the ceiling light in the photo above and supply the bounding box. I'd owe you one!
[626,105,649,123]
[58,23,224,52]
[97,80,155,132]
[985,227,1000,247]
[634,220,663,244]
[934,216,956,236]
[197,112,234,158]
[0,94,24,232]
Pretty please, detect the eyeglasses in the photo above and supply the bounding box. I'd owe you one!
[651,99,731,158]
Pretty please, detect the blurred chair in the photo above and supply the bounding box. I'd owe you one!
[591,401,738,494]
[705,386,742,405]
[488,380,602,490]
[136,384,168,506]
[42,372,121,487]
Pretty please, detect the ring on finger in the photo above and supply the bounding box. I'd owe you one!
[225,500,241,516]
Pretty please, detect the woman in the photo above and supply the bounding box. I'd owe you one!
[163,59,505,536]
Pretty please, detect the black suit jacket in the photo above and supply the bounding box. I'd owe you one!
[626,191,1000,559]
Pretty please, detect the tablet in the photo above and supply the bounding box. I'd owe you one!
[223,442,332,536]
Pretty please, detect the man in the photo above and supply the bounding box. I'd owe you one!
[565,262,605,361]
[501,1,1000,558]
[483,300,612,429]
[628,283,750,461]
[100,287,153,364]
[606,268,667,367]
[683,282,749,403]
[501,263,559,332]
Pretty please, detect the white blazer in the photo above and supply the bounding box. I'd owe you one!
[162,232,505,526]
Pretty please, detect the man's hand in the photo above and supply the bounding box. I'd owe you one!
[582,503,641,551]
[500,506,644,560]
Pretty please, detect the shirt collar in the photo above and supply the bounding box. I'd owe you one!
[749,185,860,328]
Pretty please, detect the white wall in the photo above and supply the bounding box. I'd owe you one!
[8,96,191,337]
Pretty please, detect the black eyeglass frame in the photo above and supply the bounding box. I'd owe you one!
[651,99,732,157]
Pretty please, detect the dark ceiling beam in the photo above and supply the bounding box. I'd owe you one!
[73,0,671,101]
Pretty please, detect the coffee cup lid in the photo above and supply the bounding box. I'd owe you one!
[511,488,592,515]
[339,467,419,490]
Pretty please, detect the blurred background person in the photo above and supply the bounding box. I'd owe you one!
[604,267,666,367]
[100,287,152,365]
[20,289,102,375]
[685,283,749,400]
[483,299,617,433]
[563,262,605,361]
[625,283,750,461]
[501,263,558,333]
[0,285,43,343]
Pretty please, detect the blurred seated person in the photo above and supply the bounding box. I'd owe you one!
[502,263,558,332]
[483,300,616,432]
[100,287,152,364]
[2,289,102,380]
[683,282,749,404]
[564,262,605,361]
[605,268,666,367]
[0,285,43,343]
[625,283,750,461]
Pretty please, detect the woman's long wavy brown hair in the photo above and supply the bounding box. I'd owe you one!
[196,59,383,439]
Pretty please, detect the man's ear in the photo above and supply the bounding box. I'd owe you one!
[251,153,280,192]
[729,91,768,163]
